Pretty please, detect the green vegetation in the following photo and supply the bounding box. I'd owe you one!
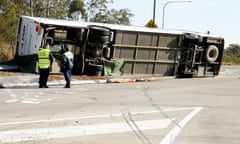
[86,0,133,24]
[223,44,240,65]
[0,0,133,62]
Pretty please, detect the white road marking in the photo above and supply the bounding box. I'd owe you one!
[3,89,89,104]
[0,119,172,143]
[0,107,196,126]
[5,99,19,103]
[0,107,203,143]
[4,91,52,104]
[21,100,39,104]
[5,98,51,104]
[159,107,203,144]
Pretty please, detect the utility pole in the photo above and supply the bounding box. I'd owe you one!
[29,0,33,16]
[153,0,156,24]
[46,0,50,17]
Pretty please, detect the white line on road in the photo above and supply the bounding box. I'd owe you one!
[159,107,203,144]
[0,119,172,143]
[0,107,196,126]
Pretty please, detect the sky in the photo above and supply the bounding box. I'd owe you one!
[109,0,240,48]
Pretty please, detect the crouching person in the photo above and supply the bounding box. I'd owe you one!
[61,45,74,88]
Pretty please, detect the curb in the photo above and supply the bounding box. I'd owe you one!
[0,80,108,88]
[0,76,175,88]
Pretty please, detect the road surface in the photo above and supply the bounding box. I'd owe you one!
[0,66,239,144]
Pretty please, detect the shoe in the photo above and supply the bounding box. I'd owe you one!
[44,85,49,88]
[64,85,70,88]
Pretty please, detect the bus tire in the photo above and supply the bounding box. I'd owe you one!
[88,34,109,43]
[205,45,219,63]
[85,63,103,76]
[89,26,110,36]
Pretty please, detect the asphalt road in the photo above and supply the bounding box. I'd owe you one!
[0,66,239,144]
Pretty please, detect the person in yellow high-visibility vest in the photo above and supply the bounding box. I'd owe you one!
[37,44,54,88]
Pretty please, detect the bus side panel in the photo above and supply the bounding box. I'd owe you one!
[17,17,43,56]
[14,16,44,73]
[112,30,181,76]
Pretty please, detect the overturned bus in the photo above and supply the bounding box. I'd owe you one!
[15,15,224,78]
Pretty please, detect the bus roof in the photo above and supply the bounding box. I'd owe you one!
[21,15,88,28]
[21,15,223,39]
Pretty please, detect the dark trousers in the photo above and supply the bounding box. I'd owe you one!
[63,69,72,87]
[39,68,50,87]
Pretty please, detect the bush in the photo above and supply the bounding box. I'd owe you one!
[223,44,240,65]
[0,42,15,63]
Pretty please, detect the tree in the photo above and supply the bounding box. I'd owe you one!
[0,1,19,62]
[0,0,71,42]
[30,0,71,18]
[98,8,133,25]
[86,0,111,21]
[86,0,133,25]
[0,0,134,47]
[69,0,86,19]
[224,44,240,56]
[0,1,18,42]
[0,0,70,18]
[223,44,240,65]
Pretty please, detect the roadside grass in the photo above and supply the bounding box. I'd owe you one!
[0,71,32,76]
[0,42,15,63]
[222,62,240,66]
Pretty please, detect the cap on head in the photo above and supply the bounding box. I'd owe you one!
[43,43,49,49]
[63,44,69,51]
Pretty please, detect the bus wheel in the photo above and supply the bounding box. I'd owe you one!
[89,26,111,36]
[205,45,219,63]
